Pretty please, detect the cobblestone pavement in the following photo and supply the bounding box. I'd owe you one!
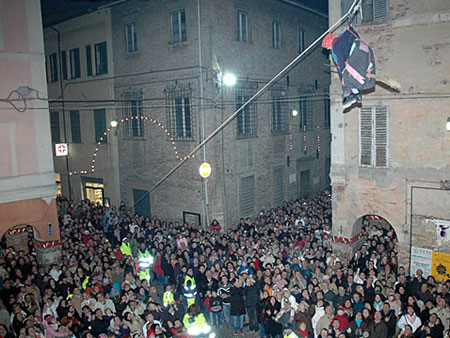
[214,324,261,338]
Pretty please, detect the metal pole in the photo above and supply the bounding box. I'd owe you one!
[197,0,209,227]
[221,87,228,229]
[50,26,72,200]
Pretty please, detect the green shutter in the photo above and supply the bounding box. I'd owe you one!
[94,109,107,143]
[70,110,81,143]
[86,45,92,76]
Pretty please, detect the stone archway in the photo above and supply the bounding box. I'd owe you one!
[332,214,398,259]
[0,197,61,265]
[352,214,398,249]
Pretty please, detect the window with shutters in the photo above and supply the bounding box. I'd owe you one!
[94,109,107,143]
[359,106,389,167]
[86,45,92,76]
[70,110,81,143]
[49,53,58,82]
[324,99,331,128]
[341,0,388,23]
[122,91,144,139]
[240,175,255,217]
[273,167,285,206]
[126,23,137,52]
[95,42,108,75]
[272,88,287,133]
[166,88,193,140]
[61,51,68,80]
[171,10,186,43]
[50,111,60,143]
[299,29,306,52]
[272,21,281,49]
[70,48,80,79]
[299,99,308,130]
[237,11,248,42]
[236,83,258,139]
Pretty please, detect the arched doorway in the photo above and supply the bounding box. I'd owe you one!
[352,214,398,250]
[1,225,35,254]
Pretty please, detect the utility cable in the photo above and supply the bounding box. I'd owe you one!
[141,0,362,200]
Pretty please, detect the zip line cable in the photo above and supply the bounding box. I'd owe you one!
[140,0,362,202]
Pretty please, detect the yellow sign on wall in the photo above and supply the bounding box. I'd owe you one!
[431,251,450,281]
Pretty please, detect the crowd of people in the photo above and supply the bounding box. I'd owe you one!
[0,190,449,338]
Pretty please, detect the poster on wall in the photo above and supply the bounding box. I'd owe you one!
[429,219,450,246]
[410,247,432,278]
[431,251,450,282]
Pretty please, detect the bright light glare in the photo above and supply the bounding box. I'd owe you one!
[291,109,298,117]
[187,325,212,336]
[111,120,118,128]
[223,73,237,87]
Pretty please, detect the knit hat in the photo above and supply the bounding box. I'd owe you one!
[322,33,336,49]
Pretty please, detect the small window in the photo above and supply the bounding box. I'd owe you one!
[272,21,281,49]
[70,48,81,79]
[237,11,248,42]
[94,109,107,143]
[324,99,331,128]
[86,45,92,76]
[95,42,108,75]
[240,175,255,217]
[299,99,308,130]
[123,91,144,139]
[49,53,58,82]
[61,51,68,80]
[359,106,389,167]
[299,29,306,53]
[50,111,60,143]
[126,23,137,52]
[171,10,186,43]
[166,89,193,140]
[70,110,81,143]
[271,88,287,132]
[236,83,258,139]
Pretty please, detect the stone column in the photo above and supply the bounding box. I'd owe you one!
[34,240,62,266]
[5,226,29,254]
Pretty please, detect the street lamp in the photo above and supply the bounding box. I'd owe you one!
[223,73,237,87]
[110,120,118,128]
[292,109,298,117]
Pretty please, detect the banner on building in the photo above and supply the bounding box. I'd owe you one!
[431,251,450,282]
[429,219,450,246]
[410,247,432,278]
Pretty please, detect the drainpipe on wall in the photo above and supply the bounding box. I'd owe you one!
[197,0,209,228]
[49,26,72,201]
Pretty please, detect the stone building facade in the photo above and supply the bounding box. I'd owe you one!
[328,0,450,267]
[44,8,121,207]
[0,0,60,264]
[110,0,331,227]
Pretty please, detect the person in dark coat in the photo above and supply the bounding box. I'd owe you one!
[243,277,260,332]
[230,279,246,335]
[380,302,397,337]
[91,308,109,336]
[368,311,388,338]
[264,296,282,338]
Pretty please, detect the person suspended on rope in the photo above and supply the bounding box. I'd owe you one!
[322,25,376,112]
